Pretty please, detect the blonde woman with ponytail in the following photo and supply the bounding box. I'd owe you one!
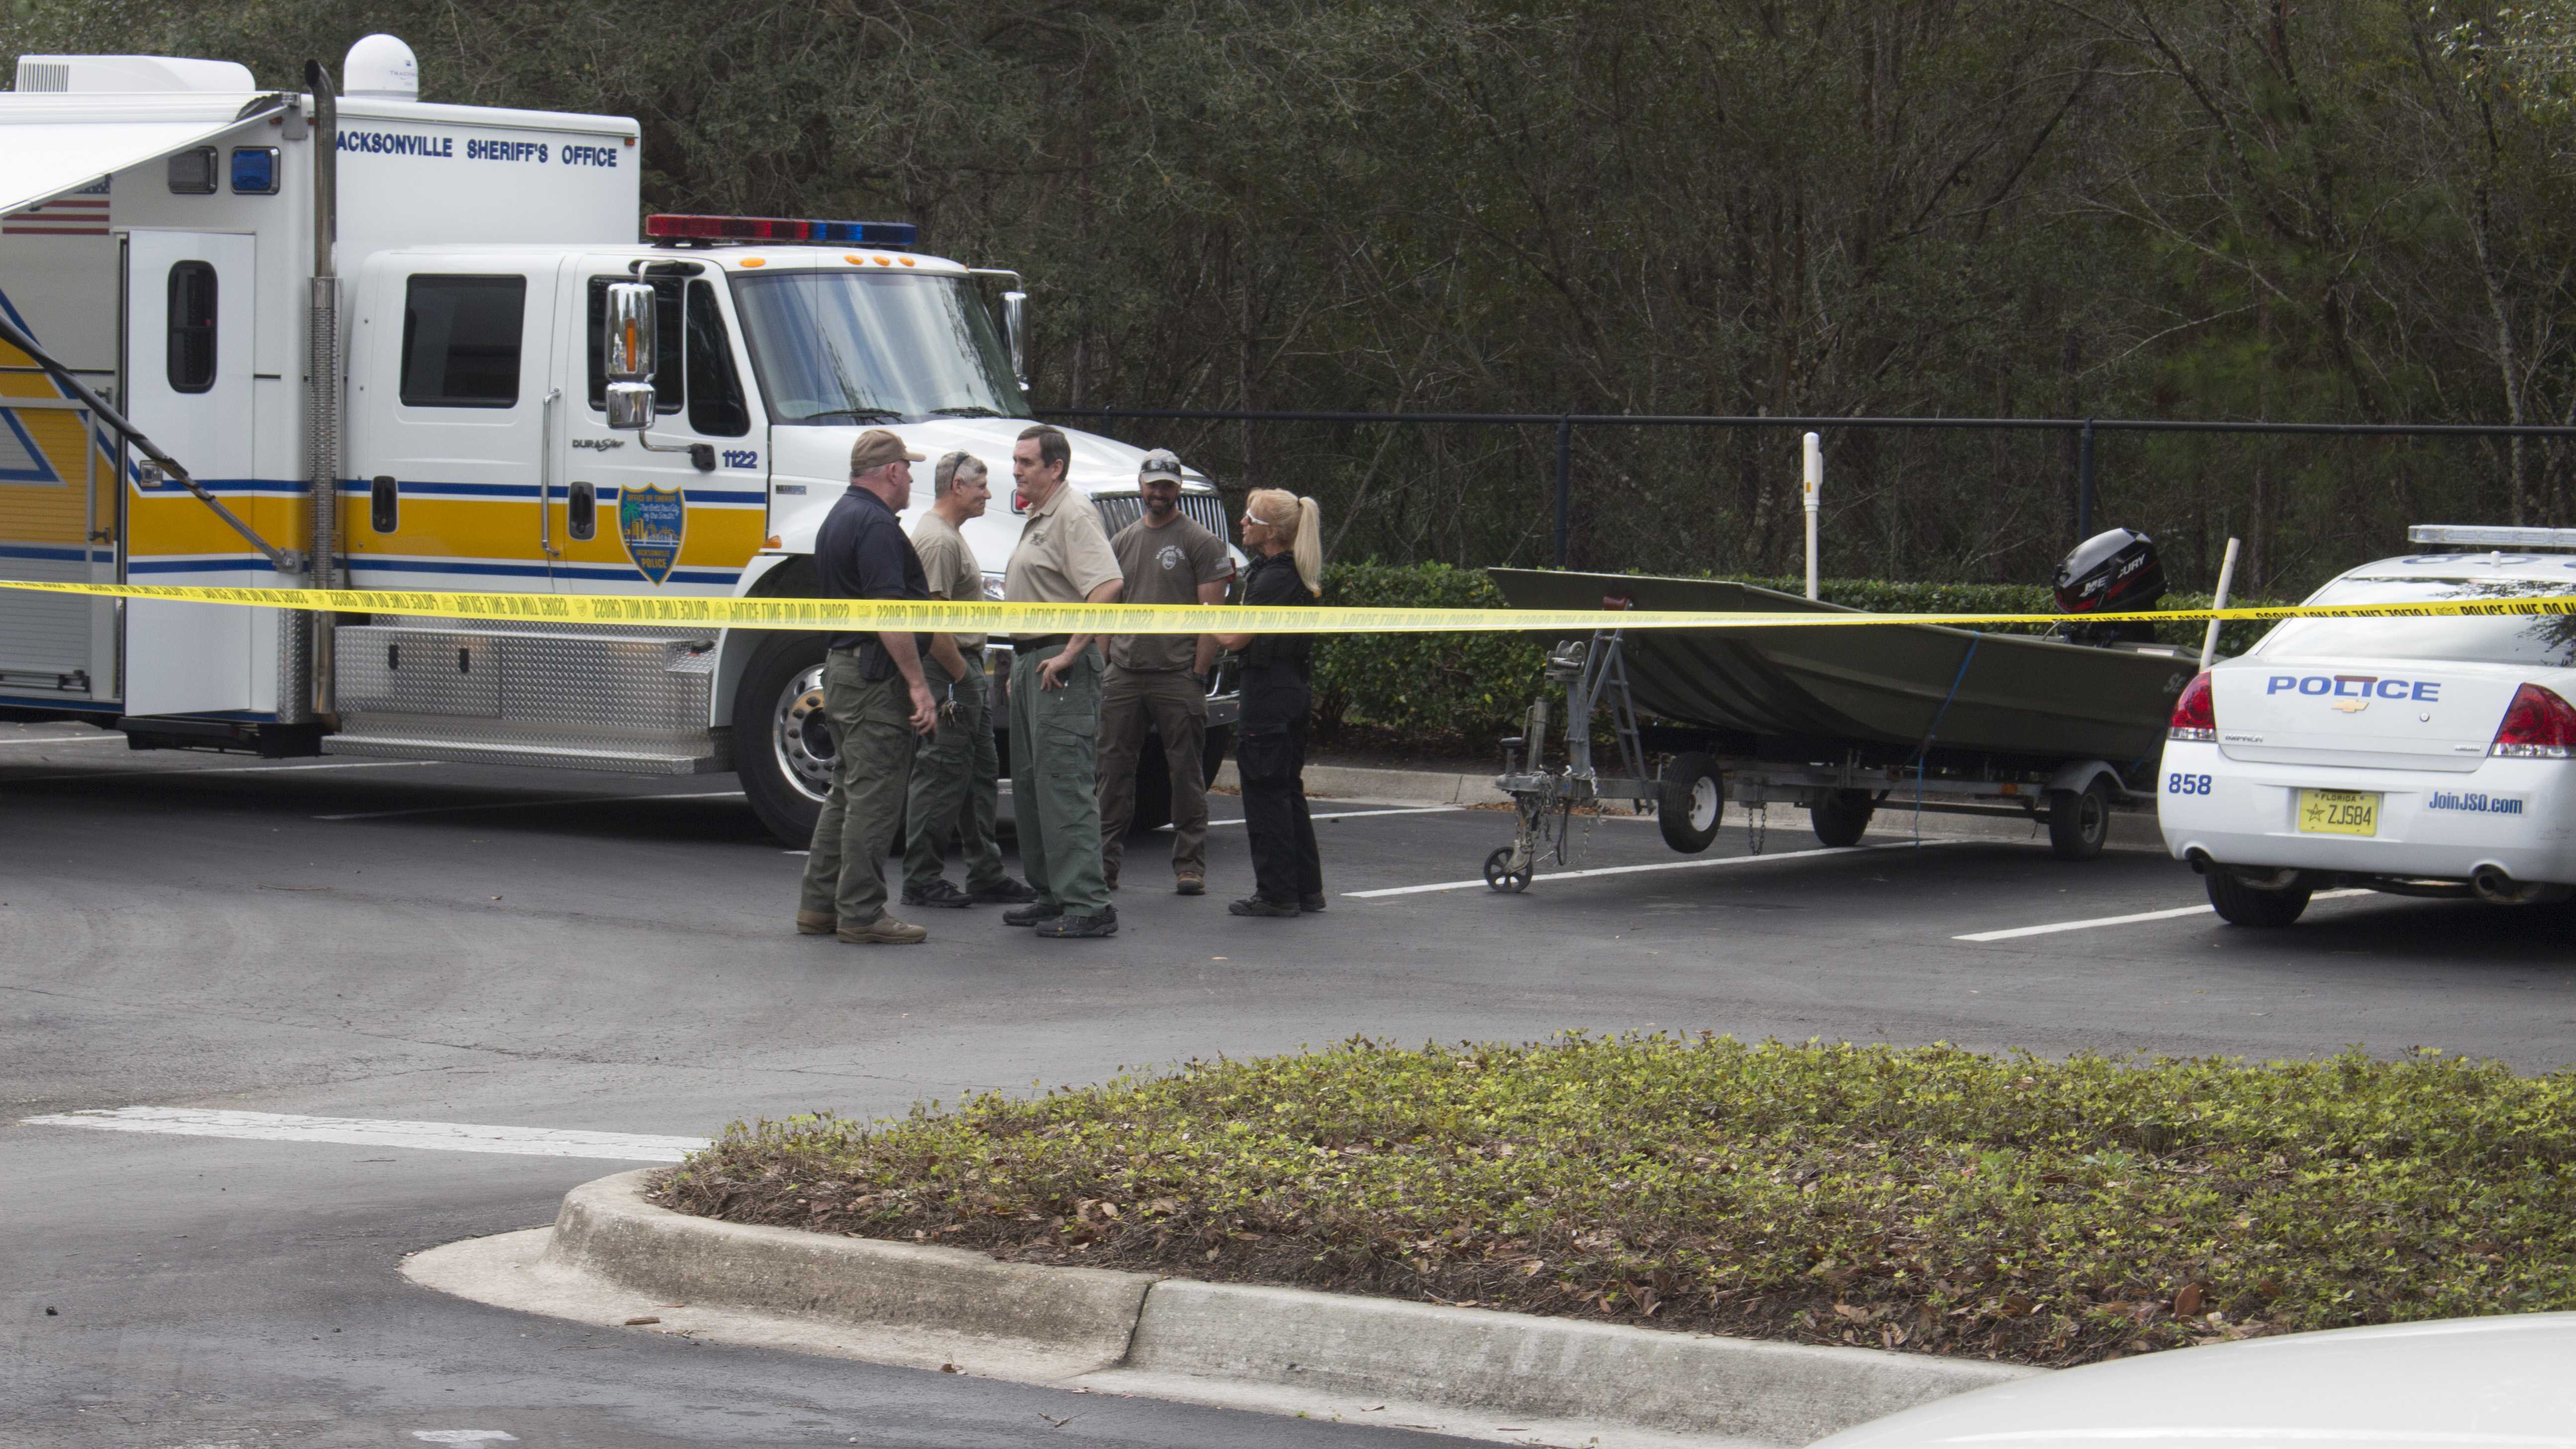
[1212,490,1327,915]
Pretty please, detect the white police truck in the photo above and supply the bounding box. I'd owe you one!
[2160,525,2576,924]
[0,36,1234,843]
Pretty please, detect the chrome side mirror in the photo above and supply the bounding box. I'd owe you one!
[1001,289,1029,392]
[603,281,656,430]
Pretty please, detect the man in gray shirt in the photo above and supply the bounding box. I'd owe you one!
[1098,449,1233,894]
[901,451,1037,911]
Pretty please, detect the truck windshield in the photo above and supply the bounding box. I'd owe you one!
[729,270,1025,425]
[2259,575,2576,667]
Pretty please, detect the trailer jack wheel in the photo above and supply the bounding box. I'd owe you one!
[1484,846,1533,893]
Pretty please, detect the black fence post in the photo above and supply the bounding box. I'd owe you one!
[1554,415,1573,568]
[1099,404,1114,442]
[2077,418,2097,540]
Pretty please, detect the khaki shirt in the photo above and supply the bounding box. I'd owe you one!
[910,509,985,649]
[1107,514,1233,671]
[1002,484,1123,632]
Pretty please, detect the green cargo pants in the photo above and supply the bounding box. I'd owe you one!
[799,648,919,925]
[1008,644,1112,916]
[902,649,1010,895]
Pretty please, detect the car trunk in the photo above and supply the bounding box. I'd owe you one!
[2209,661,2518,773]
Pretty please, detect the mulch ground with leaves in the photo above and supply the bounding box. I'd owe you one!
[651,1036,2576,1367]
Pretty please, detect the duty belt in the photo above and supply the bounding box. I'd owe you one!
[1014,634,1073,653]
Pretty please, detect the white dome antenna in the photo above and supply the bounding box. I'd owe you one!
[343,34,418,101]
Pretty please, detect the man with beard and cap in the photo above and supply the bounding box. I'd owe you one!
[1097,449,1232,895]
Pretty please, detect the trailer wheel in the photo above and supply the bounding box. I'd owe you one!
[1810,789,1876,848]
[2047,778,2114,861]
[1656,752,1725,853]
[2207,870,2312,927]
[1483,846,1532,893]
[734,631,833,847]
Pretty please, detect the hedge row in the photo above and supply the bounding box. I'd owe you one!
[656,1037,2576,1368]
[1309,564,2275,749]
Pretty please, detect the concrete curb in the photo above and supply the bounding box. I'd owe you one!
[407,1169,2040,1449]
[1214,759,2167,853]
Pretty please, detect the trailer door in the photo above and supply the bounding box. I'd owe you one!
[123,229,255,717]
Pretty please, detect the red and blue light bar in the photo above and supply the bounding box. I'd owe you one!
[644,214,919,249]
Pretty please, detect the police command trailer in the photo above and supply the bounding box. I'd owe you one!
[0,37,1237,842]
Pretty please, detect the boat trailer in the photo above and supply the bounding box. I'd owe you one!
[1482,630,2153,892]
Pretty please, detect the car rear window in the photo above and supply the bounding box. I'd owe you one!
[2258,576,2576,667]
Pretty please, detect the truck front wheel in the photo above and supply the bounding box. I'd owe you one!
[734,632,833,846]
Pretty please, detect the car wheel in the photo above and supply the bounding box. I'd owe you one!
[1810,789,1875,848]
[2047,778,2114,861]
[1657,752,1724,853]
[2206,870,2312,927]
[733,632,832,847]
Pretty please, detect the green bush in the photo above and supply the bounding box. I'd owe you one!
[657,1036,2576,1368]
[1310,564,2275,750]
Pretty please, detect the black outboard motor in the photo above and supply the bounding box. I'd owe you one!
[2053,527,2165,646]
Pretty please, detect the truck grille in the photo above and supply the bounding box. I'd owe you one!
[1091,490,1229,539]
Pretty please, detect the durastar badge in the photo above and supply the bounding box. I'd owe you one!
[619,483,686,586]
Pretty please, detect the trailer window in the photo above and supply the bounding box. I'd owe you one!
[401,275,527,408]
[165,261,217,395]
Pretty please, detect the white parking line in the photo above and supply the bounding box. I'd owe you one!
[12,759,442,785]
[1347,839,1950,898]
[317,788,744,822]
[1953,888,2377,942]
[1204,805,1456,827]
[20,1106,707,1162]
[0,732,122,747]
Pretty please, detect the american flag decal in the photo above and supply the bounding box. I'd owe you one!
[5,180,110,236]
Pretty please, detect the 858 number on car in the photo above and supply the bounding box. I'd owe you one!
[2168,772,2214,796]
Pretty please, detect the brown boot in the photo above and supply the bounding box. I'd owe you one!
[1175,871,1206,896]
[796,909,835,935]
[837,913,928,945]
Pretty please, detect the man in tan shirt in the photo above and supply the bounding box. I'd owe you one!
[1099,449,1232,893]
[1000,424,1124,938]
[901,451,1037,911]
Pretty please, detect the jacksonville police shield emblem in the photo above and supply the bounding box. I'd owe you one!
[619,483,686,586]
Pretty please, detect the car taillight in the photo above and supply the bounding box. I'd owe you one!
[2491,683,2576,758]
[2168,671,2216,742]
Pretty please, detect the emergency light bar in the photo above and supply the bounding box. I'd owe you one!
[2408,524,2576,552]
[644,214,918,249]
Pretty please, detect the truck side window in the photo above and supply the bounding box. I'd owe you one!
[166,261,217,394]
[586,276,682,414]
[684,280,749,438]
[400,275,526,407]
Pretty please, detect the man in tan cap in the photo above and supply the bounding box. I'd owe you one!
[797,429,941,945]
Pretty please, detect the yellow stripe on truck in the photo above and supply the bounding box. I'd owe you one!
[2,578,2574,634]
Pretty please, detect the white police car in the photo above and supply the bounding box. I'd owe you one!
[2160,525,2576,926]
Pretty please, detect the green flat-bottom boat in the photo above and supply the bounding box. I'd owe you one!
[1486,568,2200,768]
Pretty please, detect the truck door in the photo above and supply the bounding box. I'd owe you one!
[550,257,765,597]
[122,230,255,716]
[344,259,559,591]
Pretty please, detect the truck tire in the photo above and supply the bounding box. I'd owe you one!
[2047,778,2114,861]
[1127,723,1234,835]
[2206,870,2312,927]
[1657,752,1724,853]
[1810,789,1875,848]
[733,631,833,847]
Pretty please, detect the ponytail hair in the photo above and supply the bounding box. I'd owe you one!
[1246,488,1325,596]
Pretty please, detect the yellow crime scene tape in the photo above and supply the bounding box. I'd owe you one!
[1,577,2573,633]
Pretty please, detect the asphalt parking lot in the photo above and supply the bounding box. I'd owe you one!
[6,718,2573,1448]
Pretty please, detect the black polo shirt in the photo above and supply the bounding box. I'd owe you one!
[813,484,928,672]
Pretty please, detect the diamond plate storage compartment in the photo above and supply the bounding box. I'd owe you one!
[325,619,725,774]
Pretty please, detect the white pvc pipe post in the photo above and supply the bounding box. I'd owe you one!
[1801,432,1822,601]
[2199,536,2241,670]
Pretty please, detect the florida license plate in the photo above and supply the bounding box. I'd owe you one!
[2298,789,2380,836]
